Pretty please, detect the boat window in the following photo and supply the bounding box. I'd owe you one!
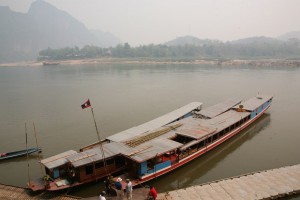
[85,165,93,175]
[212,134,218,141]
[147,159,155,171]
[171,134,194,144]
[95,161,104,169]
[199,140,204,147]
[190,144,198,150]
[115,156,125,168]
[45,168,50,176]
[225,127,230,133]
[206,137,212,144]
[235,122,239,128]
[219,130,225,136]
[106,158,114,165]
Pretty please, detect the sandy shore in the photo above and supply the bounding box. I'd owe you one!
[1,58,300,67]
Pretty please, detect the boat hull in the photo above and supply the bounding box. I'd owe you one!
[138,104,271,183]
[0,148,41,161]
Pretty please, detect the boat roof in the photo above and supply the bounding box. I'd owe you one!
[197,97,242,119]
[71,110,250,165]
[67,142,136,167]
[107,102,202,142]
[233,94,273,111]
[68,137,183,166]
[127,138,182,162]
[174,110,250,140]
[41,150,77,169]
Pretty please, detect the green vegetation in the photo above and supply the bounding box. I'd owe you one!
[38,38,300,61]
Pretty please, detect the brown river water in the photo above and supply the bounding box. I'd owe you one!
[0,63,299,198]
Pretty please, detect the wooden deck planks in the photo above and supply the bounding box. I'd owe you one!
[1,164,300,200]
[159,164,300,200]
[0,184,80,200]
[210,182,232,200]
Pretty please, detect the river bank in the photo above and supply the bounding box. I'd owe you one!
[1,58,300,67]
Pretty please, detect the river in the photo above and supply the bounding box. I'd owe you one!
[0,63,299,198]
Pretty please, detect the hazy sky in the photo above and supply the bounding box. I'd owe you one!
[1,0,300,46]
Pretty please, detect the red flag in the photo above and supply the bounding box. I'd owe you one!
[81,99,91,109]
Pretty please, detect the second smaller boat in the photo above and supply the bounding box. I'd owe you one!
[0,148,42,161]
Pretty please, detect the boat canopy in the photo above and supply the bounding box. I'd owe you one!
[233,95,273,111]
[41,150,77,169]
[68,137,183,166]
[175,110,250,141]
[126,138,182,163]
[107,102,202,142]
[197,97,242,119]
[176,125,217,139]
[67,143,132,168]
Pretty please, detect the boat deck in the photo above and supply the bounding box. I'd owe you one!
[158,164,300,200]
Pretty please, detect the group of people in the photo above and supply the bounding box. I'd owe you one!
[100,175,157,200]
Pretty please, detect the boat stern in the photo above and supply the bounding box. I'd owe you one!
[27,178,46,191]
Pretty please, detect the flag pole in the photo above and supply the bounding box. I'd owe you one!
[33,122,44,176]
[89,105,109,176]
[91,107,101,141]
[25,123,31,187]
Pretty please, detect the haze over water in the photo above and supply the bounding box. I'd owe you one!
[0,63,299,197]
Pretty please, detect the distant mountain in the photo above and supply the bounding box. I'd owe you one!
[278,31,300,41]
[90,29,122,48]
[164,36,221,46]
[230,36,281,45]
[0,0,121,63]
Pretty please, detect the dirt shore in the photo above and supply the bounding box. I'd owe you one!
[1,58,300,67]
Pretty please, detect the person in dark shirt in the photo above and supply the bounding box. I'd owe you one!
[115,177,123,200]
[104,175,114,196]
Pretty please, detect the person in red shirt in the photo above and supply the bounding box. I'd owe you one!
[148,185,157,200]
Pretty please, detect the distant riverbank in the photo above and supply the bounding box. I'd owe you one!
[1,58,300,67]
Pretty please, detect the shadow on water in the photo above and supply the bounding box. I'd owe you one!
[69,113,271,197]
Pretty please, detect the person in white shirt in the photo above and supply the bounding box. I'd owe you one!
[99,191,106,200]
[125,179,133,200]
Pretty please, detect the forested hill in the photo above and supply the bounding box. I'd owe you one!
[0,1,121,63]
[38,35,300,61]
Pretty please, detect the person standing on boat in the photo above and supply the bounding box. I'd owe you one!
[148,185,157,200]
[104,175,113,196]
[115,177,123,200]
[125,179,133,200]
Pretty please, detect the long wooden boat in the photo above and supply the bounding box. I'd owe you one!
[28,94,273,191]
[42,61,60,66]
[0,148,41,161]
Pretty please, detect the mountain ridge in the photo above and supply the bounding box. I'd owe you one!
[0,0,121,63]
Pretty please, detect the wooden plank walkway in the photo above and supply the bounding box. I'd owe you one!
[157,164,300,200]
[0,184,80,200]
[1,164,299,199]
